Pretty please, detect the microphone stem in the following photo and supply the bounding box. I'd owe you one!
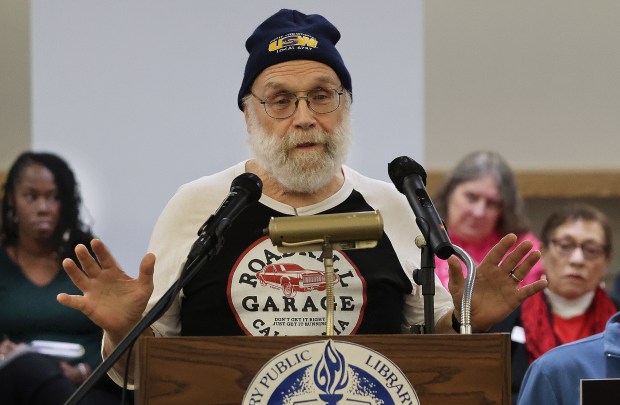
[451,244,475,334]
[322,241,335,336]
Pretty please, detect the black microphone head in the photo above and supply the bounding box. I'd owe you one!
[387,156,427,192]
[231,173,263,202]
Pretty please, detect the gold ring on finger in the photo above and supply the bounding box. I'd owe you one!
[510,272,522,283]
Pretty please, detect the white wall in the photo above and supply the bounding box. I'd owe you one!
[0,0,30,169]
[425,0,620,170]
[30,1,424,274]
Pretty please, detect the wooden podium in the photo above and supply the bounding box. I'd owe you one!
[135,333,510,404]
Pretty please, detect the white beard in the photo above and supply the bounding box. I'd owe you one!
[246,108,352,194]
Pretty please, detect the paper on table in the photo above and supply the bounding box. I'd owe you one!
[30,340,85,360]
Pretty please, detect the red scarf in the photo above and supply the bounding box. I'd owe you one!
[521,287,617,363]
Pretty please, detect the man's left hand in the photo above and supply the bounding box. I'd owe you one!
[448,233,547,332]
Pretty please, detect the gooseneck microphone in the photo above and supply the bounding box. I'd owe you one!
[187,172,263,263]
[389,156,476,334]
[388,156,454,260]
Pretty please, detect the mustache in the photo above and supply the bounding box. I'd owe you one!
[278,130,336,160]
[281,130,328,148]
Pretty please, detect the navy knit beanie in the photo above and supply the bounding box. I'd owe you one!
[237,9,352,110]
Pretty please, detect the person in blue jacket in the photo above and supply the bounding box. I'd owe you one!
[517,311,620,405]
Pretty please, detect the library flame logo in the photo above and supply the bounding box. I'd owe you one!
[243,340,419,404]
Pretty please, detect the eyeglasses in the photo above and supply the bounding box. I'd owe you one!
[250,88,344,119]
[549,239,608,260]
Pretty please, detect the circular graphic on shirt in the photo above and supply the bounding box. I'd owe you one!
[228,236,367,336]
[242,339,420,404]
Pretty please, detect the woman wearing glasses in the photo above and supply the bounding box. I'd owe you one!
[491,203,618,404]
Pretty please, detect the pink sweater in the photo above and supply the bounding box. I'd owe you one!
[434,230,544,290]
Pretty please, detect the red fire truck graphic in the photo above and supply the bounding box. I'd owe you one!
[256,263,340,298]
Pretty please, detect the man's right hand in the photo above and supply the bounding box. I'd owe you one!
[57,239,155,345]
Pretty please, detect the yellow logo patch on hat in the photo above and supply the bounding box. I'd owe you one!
[268,33,318,52]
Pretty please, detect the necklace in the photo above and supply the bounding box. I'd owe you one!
[10,245,61,286]
[12,244,57,264]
